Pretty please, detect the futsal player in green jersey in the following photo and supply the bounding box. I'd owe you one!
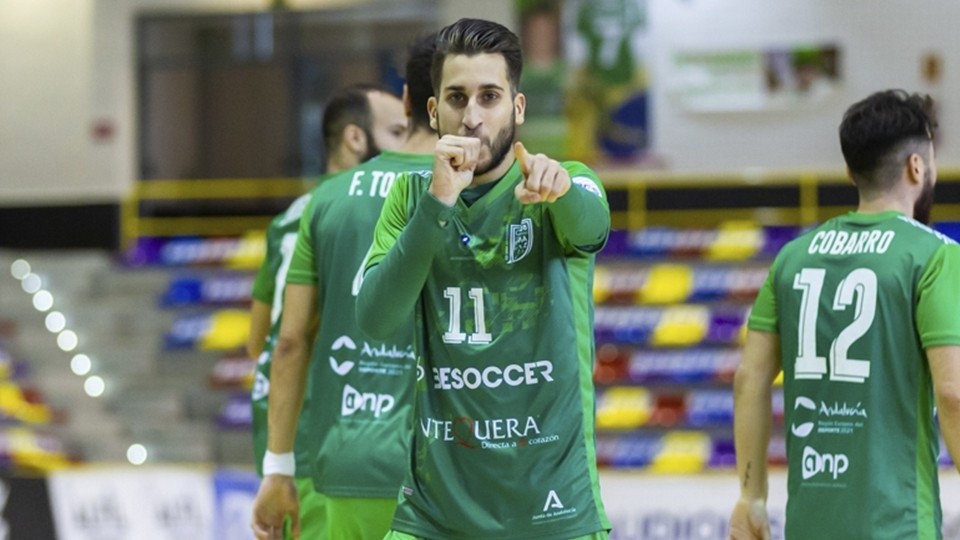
[731,90,960,540]
[251,35,438,540]
[357,19,611,540]
[249,84,406,540]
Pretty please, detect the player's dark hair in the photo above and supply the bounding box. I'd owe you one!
[431,18,523,94]
[406,32,438,132]
[839,90,937,192]
[321,83,390,156]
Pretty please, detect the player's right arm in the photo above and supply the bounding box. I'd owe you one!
[251,200,322,540]
[248,220,284,358]
[247,300,272,359]
[251,282,316,540]
[730,266,780,540]
[730,329,778,540]
[357,166,458,340]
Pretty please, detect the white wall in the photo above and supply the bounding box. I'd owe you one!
[648,0,956,173]
[0,0,96,204]
[2,0,958,203]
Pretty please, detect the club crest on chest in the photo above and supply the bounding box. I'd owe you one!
[506,218,533,264]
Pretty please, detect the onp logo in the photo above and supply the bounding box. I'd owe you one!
[790,396,816,438]
[801,446,848,480]
[341,384,395,418]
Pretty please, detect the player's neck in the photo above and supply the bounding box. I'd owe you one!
[326,151,358,175]
[473,155,515,186]
[856,192,914,218]
[402,128,438,155]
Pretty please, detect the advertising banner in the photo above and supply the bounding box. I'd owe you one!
[213,468,259,540]
[600,470,960,540]
[48,467,215,540]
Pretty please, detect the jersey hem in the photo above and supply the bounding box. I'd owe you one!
[746,319,777,333]
[392,519,606,540]
[315,484,399,499]
[920,334,960,348]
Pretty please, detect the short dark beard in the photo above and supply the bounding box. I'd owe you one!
[913,169,935,225]
[475,119,516,176]
[437,110,517,177]
[360,127,380,162]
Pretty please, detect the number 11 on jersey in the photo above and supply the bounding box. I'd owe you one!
[443,286,493,345]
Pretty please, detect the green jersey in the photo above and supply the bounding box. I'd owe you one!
[250,193,314,477]
[359,161,612,539]
[749,211,960,539]
[286,150,432,498]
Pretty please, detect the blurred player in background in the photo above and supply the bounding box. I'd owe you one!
[731,90,960,539]
[357,18,611,540]
[247,83,406,540]
[251,33,438,540]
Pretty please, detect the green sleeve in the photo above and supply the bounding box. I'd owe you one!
[251,216,284,303]
[357,174,458,339]
[747,259,779,333]
[916,242,960,348]
[286,194,321,286]
[547,162,611,255]
[364,173,414,271]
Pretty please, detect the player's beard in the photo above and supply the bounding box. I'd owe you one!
[913,168,934,225]
[360,127,380,163]
[440,111,517,177]
[474,113,517,177]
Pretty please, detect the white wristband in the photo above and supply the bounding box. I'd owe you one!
[262,450,295,476]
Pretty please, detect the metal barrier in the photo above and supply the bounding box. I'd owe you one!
[122,170,960,247]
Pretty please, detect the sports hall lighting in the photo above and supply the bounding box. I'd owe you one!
[127,444,148,465]
[84,375,105,398]
[57,330,78,351]
[20,273,41,294]
[45,312,66,333]
[32,290,54,311]
[70,354,92,376]
[10,259,30,280]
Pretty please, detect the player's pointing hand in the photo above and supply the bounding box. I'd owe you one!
[514,141,570,205]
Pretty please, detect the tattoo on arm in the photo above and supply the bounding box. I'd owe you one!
[743,461,752,488]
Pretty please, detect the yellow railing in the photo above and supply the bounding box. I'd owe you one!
[122,170,960,248]
[599,168,960,230]
[122,178,309,248]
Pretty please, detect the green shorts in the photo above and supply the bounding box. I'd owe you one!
[383,531,609,540]
[284,477,326,540]
[326,496,397,540]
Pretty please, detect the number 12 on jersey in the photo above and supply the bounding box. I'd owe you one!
[792,267,875,383]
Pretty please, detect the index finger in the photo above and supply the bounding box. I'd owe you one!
[514,141,530,176]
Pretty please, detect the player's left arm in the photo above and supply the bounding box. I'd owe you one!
[917,242,960,473]
[928,346,960,473]
[513,142,610,253]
